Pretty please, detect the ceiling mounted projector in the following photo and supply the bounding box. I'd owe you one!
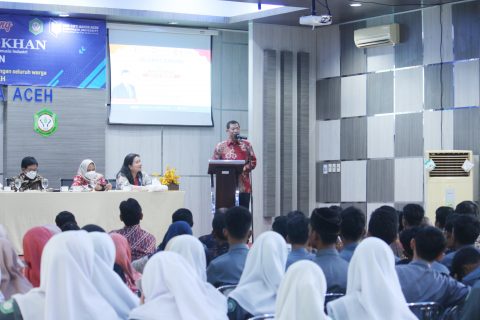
[299,14,332,28]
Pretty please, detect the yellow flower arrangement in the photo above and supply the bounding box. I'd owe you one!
[160,166,180,186]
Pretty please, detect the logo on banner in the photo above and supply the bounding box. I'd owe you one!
[34,108,57,136]
[29,18,43,36]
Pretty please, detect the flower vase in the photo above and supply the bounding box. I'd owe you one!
[168,183,179,191]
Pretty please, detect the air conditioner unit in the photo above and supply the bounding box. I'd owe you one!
[425,150,474,222]
[354,23,400,48]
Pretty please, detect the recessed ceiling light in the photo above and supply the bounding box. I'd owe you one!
[168,21,178,25]
[350,3,362,7]
[58,13,70,17]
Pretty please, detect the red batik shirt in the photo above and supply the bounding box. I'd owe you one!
[212,139,257,193]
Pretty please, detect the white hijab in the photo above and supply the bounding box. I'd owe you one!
[327,237,417,320]
[128,251,227,320]
[89,232,139,319]
[228,231,288,316]
[275,260,331,320]
[165,235,207,281]
[14,231,120,320]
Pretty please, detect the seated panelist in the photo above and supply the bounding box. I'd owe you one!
[10,156,44,191]
[116,153,151,189]
[72,159,112,191]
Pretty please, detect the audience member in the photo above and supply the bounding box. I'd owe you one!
[275,260,329,320]
[436,206,454,230]
[327,237,416,320]
[110,233,141,293]
[309,207,348,293]
[460,280,480,319]
[22,226,55,287]
[112,198,156,261]
[128,252,227,320]
[156,221,192,252]
[88,232,139,319]
[9,156,44,191]
[396,227,469,308]
[166,235,208,281]
[55,211,77,229]
[59,222,80,231]
[329,205,342,215]
[82,224,106,233]
[272,216,288,241]
[286,210,306,220]
[397,227,449,274]
[0,238,32,299]
[285,215,313,269]
[339,206,365,262]
[441,214,480,269]
[12,231,120,320]
[368,206,399,259]
[228,231,288,320]
[402,204,425,228]
[455,200,479,217]
[171,208,194,227]
[132,221,192,274]
[199,209,229,264]
[72,159,112,191]
[444,214,460,252]
[207,206,251,287]
[451,246,480,286]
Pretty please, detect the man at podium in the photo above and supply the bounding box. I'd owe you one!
[212,120,257,208]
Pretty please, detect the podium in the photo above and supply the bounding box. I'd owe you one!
[208,160,245,211]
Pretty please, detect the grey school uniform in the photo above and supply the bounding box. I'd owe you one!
[396,260,470,308]
[206,243,249,287]
[339,242,358,262]
[311,248,348,293]
[286,248,314,269]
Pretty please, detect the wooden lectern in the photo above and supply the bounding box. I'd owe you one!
[208,160,245,210]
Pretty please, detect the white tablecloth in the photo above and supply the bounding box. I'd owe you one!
[0,190,185,254]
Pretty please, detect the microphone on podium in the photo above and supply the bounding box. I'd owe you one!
[235,133,248,140]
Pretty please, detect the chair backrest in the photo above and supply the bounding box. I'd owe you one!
[407,302,442,320]
[60,178,73,187]
[217,284,237,296]
[325,293,345,305]
[442,306,461,320]
[248,314,275,320]
[5,178,12,187]
[108,179,116,190]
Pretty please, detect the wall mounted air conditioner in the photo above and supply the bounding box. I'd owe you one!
[354,23,400,48]
[425,150,474,222]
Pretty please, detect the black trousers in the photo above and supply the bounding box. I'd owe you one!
[239,192,251,210]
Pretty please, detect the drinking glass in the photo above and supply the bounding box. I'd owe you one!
[14,179,21,191]
[41,178,49,190]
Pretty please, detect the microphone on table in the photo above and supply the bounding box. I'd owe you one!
[235,133,248,140]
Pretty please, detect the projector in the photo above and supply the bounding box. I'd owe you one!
[299,15,332,27]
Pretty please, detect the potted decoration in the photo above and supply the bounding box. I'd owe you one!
[161,166,180,190]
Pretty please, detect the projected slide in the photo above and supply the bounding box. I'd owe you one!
[109,28,213,126]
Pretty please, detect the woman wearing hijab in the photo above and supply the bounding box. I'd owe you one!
[132,221,193,274]
[275,260,330,320]
[129,251,227,320]
[11,231,119,320]
[22,227,56,287]
[327,237,417,320]
[89,232,139,319]
[227,231,288,320]
[166,235,208,281]
[157,221,192,252]
[110,233,142,293]
[72,159,112,191]
[0,238,32,300]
